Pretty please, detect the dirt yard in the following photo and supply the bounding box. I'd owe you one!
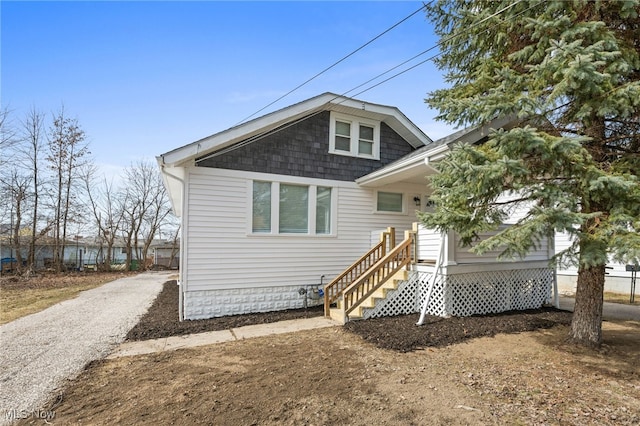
[18,281,640,425]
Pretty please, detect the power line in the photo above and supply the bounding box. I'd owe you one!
[198,0,533,162]
[234,2,431,126]
[343,0,530,99]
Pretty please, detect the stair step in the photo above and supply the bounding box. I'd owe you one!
[327,263,412,324]
[329,299,347,324]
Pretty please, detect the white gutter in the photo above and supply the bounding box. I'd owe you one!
[424,144,450,171]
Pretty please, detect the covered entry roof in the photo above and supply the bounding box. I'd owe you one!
[356,115,519,188]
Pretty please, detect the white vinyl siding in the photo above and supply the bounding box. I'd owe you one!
[183,167,420,292]
[453,228,551,264]
[416,226,442,262]
[414,225,552,265]
[555,231,634,278]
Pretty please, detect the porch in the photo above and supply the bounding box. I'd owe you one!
[324,224,557,324]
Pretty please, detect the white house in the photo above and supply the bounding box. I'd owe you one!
[555,232,638,298]
[158,93,559,322]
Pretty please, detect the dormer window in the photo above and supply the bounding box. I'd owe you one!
[329,112,380,160]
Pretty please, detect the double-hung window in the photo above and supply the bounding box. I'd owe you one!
[252,180,334,235]
[329,112,380,159]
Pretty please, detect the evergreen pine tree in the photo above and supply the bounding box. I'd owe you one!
[421,0,640,347]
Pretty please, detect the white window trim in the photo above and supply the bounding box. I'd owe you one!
[329,111,380,160]
[248,180,338,237]
[374,190,407,215]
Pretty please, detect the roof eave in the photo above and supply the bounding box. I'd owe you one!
[159,93,431,167]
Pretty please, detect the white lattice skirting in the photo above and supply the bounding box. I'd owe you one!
[364,268,554,319]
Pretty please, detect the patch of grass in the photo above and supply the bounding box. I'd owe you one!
[0,274,120,325]
[2,285,98,324]
[604,291,640,305]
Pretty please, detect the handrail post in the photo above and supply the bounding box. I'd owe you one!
[380,229,387,256]
[324,292,330,317]
[388,226,395,249]
[404,230,412,267]
[412,223,419,263]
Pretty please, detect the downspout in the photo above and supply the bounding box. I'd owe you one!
[160,156,187,321]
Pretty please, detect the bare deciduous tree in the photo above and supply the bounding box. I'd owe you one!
[120,160,172,270]
[46,108,90,271]
[0,170,30,273]
[20,107,48,272]
[80,164,125,271]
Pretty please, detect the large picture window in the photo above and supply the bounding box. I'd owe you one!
[329,112,380,159]
[252,181,334,235]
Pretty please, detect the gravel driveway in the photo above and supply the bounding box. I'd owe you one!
[0,271,170,424]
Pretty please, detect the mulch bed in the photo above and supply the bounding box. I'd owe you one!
[126,281,324,341]
[345,308,572,352]
[127,280,573,352]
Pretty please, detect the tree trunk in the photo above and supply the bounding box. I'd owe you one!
[13,189,24,274]
[29,175,38,272]
[569,264,605,347]
[105,239,113,271]
[54,168,63,272]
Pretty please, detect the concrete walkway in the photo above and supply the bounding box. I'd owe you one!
[559,296,640,322]
[0,271,171,424]
[107,316,338,359]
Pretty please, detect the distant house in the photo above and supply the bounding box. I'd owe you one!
[158,93,558,322]
[151,241,180,269]
[0,236,83,271]
[0,235,140,271]
[555,232,638,297]
[79,236,131,270]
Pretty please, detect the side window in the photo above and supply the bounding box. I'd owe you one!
[315,187,332,234]
[376,191,404,213]
[252,181,272,233]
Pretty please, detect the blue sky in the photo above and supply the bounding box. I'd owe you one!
[2,1,451,179]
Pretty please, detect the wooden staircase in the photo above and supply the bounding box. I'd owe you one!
[325,228,415,324]
[329,269,408,322]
